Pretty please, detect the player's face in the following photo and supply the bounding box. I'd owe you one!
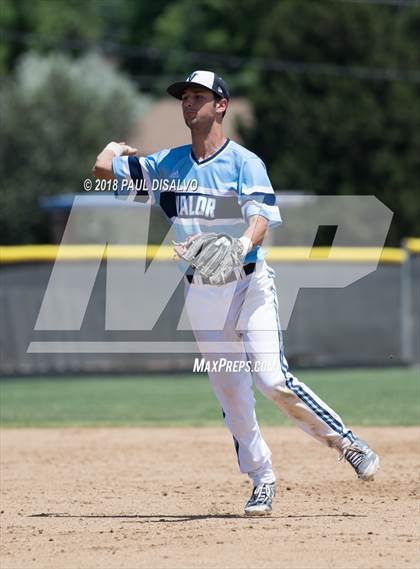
[181,87,220,129]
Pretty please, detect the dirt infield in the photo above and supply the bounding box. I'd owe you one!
[1,427,419,569]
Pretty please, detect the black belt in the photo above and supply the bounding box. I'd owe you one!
[186,263,256,285]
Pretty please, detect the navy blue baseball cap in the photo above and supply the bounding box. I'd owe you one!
[167,70,230,100]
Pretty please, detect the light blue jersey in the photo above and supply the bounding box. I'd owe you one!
[112,138,281,264]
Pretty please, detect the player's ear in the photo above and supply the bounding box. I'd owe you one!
[215,97,228,119]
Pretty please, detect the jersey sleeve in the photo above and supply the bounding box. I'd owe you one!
[238,158,282,227]
[112,154,159,205]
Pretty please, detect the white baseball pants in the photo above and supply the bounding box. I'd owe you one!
[184,261,355,486]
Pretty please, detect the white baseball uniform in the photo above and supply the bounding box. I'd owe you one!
[113,139,356,486]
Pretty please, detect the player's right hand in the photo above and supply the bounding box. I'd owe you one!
[116,142,138,156]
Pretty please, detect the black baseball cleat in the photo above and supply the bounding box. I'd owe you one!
[244,482,276,516]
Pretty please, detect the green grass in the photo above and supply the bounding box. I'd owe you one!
[0,367,419,427]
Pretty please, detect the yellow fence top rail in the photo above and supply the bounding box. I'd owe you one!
[405,237,420,254]
[0,244,407,264]
[266,247,405,263]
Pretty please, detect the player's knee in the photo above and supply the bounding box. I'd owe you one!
[257,383,278,401]
[224,409,256,432]
[213,381,238,402]
[256,378,291,404]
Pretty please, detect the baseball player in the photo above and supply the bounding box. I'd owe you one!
[93,70,379,516]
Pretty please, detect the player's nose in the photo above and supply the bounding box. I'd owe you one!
[182,95,194,107]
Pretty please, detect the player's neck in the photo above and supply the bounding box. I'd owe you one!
[191,126,226,163]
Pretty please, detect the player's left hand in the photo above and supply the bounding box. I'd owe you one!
[173,232,244,285]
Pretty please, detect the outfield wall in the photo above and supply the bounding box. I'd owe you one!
[0,242,419,375]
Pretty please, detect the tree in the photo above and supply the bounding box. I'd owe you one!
[241,1,420,243]
[152,0,420,242]
[0,51,150,244]
[1,0,419,242]
[0,0,174,88]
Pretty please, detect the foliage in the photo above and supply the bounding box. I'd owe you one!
[0,0,113,74]
[241,2,420,243]
[0,51,149,244]
[153,0,420,243]
[0,0,419,243]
